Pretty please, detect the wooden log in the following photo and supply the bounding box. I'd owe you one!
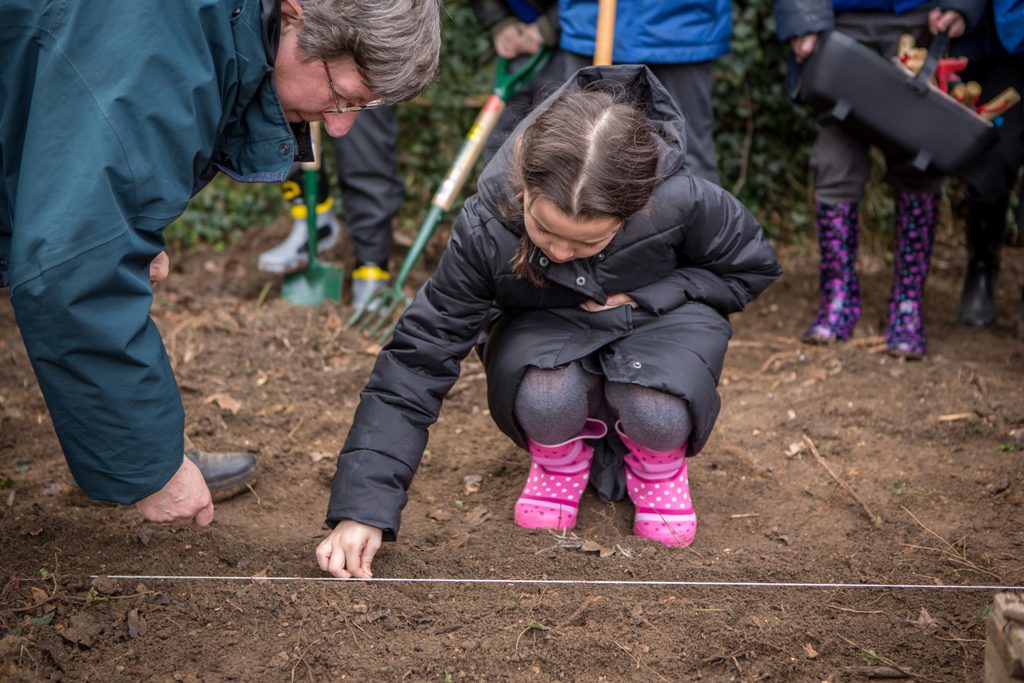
[984,592,1024,682]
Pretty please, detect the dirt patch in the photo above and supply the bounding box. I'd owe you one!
[2,219,1023,681]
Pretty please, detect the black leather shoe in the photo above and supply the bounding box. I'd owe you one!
[185,448,258,502]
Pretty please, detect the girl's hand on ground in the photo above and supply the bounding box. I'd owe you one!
[316,520,382,578]
[579,293,638,312]
[789,34,818,63]
[928,8,965,38]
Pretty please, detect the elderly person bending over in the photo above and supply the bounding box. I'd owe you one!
[0,0,441,527]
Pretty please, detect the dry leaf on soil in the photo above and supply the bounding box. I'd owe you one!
[127,608,147,639]
[580,540,616,558]
[907,607,940,634]
[461,505,491,526]
[205,392,242,414]
[463,475,482,494]
[427,509,453,522]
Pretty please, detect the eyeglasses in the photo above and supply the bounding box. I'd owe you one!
[322,60,386,114]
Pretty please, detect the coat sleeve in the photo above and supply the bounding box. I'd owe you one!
[326,200,498,540]
[772,0,834,43]
[4,15,190,504]
[468,0,517,34]
[628,176,783,316]
[938,0,986,34]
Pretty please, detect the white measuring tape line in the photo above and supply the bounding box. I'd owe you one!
[97,575,1024,591]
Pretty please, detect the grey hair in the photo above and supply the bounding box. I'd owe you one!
[298,0,442,103]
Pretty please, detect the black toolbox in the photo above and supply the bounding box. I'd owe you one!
[795,30,998,174]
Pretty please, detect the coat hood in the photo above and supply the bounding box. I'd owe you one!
[473,64,690,231]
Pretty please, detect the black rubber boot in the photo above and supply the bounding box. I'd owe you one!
[185,448,258,502]
[958,195,1009,327]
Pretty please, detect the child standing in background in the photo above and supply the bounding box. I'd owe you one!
[774,0,982,358]
[316,66,781,579]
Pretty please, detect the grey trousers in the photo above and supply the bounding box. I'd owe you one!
[332,106,404,268]
[811,9,945,204]
[560,51,721,185]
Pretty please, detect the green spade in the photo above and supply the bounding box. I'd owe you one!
[283,121,343,305]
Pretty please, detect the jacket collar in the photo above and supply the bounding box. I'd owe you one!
[259,0,313,163]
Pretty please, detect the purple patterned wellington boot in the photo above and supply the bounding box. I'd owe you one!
[617,422,696,548]
[514,419,608,531]
[886,191,940,359]
[803,202,862,344]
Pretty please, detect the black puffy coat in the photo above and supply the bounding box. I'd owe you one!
[327,65,783,540]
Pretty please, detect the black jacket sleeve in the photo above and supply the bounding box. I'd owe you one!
[326,198,498,540]
[628,176,783,316]
[773,0,833,43]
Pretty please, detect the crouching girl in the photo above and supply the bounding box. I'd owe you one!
[316,65,782,578]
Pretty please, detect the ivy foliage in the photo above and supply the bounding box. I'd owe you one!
[168,0,825,249]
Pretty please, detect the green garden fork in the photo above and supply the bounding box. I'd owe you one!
[347,47,552,342]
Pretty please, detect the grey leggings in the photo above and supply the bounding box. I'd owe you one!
[514,362,692,452]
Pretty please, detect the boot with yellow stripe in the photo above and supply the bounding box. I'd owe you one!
[258,178,341,274]
[350,263,391,313]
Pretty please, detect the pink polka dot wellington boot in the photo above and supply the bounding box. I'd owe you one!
[514,419,608,531]
[617,422,696,547]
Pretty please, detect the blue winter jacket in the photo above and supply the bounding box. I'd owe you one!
[558,0,732,64]
[994,0,1024,53]
[774,0,985,42]
[0,0,307,503]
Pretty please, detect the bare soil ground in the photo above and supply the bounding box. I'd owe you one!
[2,218,1023,682]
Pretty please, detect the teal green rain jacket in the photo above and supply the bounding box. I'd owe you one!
[0,0,309,502]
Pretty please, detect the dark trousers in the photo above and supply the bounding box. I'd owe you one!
[332,106,403,268]
[958,52,1024,210]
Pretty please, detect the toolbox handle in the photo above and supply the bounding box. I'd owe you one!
[909,32,949,96]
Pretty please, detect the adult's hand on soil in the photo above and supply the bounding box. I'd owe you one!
[316,520,382,578]
[149,251,170,285]
[928,8,965,38]
[135,457,215,530]
[579,293,638,312]
[789,33,818,63]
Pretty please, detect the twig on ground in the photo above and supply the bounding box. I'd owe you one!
[838,635,932,681]
[290,637,321,683]
[901,506,1001,580]
[245,482,261,506]
[759,350,795,374]
[534,530,584,555]
[849,335,885,347]
[937,412,974,423]
[614,641,641,669]
[556,596,601,627]
[802,434,881,527]
[827,603,885,615]
[255,281,273,309]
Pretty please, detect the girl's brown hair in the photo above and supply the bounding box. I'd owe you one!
[507,85,663,285]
